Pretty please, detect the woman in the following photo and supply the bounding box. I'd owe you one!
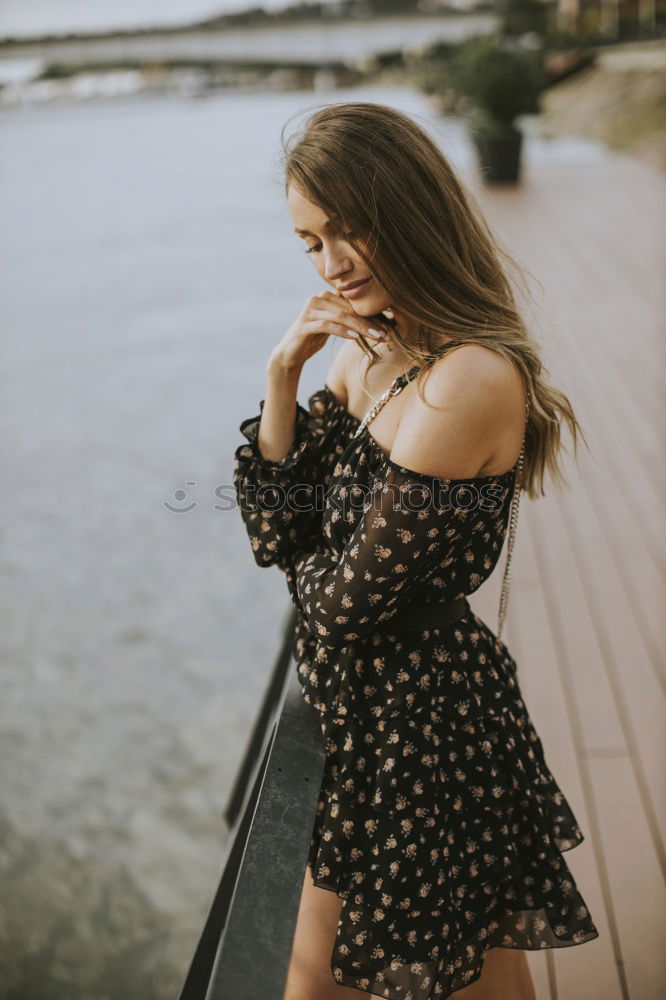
[233,102,599,999]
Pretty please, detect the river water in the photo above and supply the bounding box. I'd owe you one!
[0,81,606,998]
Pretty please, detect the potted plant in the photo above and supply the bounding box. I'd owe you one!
[446,35,544,184]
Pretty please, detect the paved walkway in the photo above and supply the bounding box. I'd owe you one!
[467,153,665,999]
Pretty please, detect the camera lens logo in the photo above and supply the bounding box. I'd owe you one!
[163,481,197,513]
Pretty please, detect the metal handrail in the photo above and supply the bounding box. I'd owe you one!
[178,604,325,1000]
[223,605,299,830]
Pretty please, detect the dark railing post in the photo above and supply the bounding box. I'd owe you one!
[206,669,324,999]
[178,721,276,1000]
[223,606,299,830]
[178,603,326,1000]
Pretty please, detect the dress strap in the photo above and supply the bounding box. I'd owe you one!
[352,364,422,437]
[496,388,530,641]
[353,343,529,641]
[353,342,461,437]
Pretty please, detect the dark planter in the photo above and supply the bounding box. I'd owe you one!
[470,121,524,185]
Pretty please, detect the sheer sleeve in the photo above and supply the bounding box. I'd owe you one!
[286,466,507,647]
[232,389,352,572]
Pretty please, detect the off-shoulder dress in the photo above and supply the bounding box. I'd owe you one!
[232,357,600,999]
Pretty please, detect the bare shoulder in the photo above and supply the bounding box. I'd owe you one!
[390,343,526,479]
[429,342,523,406]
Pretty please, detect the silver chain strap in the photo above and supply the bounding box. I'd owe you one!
[352,372,416,437]
[496,393,530,641]
[353,363,529,642]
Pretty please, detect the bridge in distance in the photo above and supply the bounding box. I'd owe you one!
[0,13,498,69]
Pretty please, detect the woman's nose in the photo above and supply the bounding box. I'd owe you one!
[323,246,353,282]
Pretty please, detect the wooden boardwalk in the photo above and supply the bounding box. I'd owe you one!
[467,153,666,999]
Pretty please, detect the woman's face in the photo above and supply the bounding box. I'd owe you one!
[287,184,391,317]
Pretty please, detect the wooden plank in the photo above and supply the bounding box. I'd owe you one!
[587,754,666,1000]
[554,482,666,858]
[574,452,665,690]
[476,162,666,563]
[525,490,666,996]
[555,314,663,570]
[547,161,665,330]
[508,531,621,999]
[526,492,626,754]
[555,321,666,569]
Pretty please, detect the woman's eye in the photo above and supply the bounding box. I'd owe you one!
[303,230,353,254]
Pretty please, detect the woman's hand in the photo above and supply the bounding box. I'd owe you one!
[269,290,389,374]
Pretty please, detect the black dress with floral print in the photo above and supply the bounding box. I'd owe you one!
[232,371,600,999]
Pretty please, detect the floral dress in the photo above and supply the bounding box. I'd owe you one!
[232,361,600,999]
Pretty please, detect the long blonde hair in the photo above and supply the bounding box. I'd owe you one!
[279,101,584,498]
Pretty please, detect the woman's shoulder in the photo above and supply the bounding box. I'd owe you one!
[430,342,522,396]
[390,342,526,480]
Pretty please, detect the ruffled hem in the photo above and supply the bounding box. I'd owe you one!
[302,661,600,998]
[312,859,599,999]
[309,701,588,898]
[232,388,362,570]
[307,778,599,999]
[235,386,360,475]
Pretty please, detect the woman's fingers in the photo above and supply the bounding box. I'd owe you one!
[303,317,386,342]
[271,289,389,372]
[307,305,387,342]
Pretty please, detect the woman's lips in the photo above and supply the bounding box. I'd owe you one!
[340,277,372,299]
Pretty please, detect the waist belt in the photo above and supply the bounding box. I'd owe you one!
[387,596,469,631]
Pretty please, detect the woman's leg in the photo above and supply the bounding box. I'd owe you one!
[282,861,360,1000]
[450,946,536,1000]
[283,861,536,1000]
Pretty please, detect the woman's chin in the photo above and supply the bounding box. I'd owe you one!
[350,296,391,317]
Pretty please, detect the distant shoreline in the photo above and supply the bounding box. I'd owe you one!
[0,8,499,106]
[0,7,493,49]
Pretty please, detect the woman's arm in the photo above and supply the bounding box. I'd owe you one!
[233,297,385,571]
[232,383,332,572]
[254,355,304,464]
[255,334,350,462]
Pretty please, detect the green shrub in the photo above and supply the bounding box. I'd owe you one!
[446,35,544,126]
